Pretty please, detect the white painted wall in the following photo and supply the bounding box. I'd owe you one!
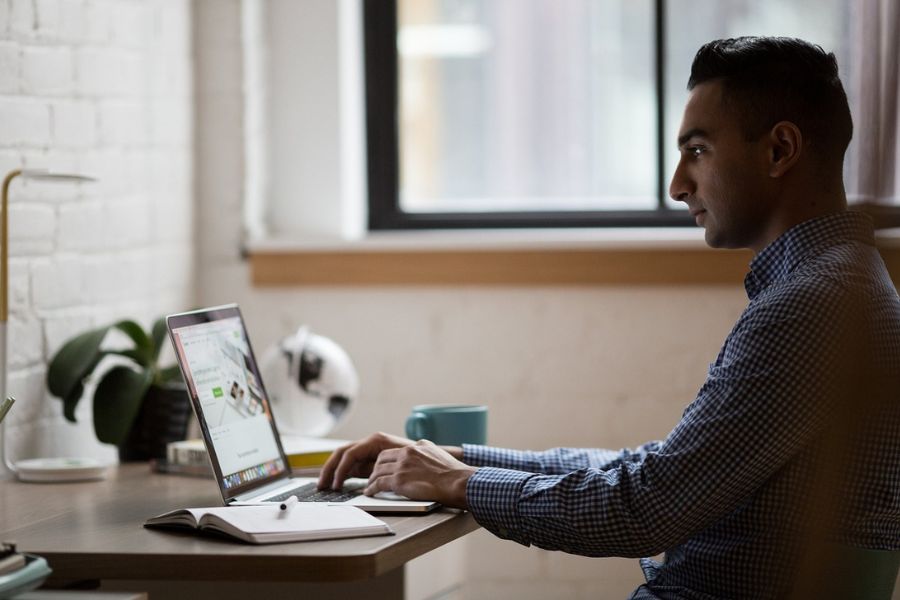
[1,0,194,466]
[261,0,366,240]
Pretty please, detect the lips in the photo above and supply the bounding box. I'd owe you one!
[690,208,707,224]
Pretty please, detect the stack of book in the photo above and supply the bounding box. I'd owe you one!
[154,435,348,477]
[0,543,25,576]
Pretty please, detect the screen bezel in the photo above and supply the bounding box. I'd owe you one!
[166,304,291,503]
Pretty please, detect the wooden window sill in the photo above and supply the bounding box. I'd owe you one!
[247,229,900,287]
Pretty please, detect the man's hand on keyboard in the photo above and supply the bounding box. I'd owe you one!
[318,432,471,508]
[364,439,474,509]
[319,432,414,492]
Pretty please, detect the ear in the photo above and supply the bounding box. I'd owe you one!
[767,121,802,178]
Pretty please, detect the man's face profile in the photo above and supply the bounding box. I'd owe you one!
[669,81,775,252]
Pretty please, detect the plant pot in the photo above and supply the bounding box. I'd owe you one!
[118,382,192,462]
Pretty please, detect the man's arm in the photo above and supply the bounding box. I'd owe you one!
[357,442,661,507]
[322,281,856,557]
[461,443,663,474]
[318,433,659,492]
[463,290,857,557]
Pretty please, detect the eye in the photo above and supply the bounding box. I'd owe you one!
[686,145,705,158]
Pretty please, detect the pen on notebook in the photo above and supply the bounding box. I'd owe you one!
[280,495,299,512]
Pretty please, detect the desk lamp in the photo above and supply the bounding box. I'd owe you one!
[1,168,108,482]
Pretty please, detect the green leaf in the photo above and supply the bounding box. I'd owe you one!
[93,366,153,445]
[112,320,153,366]
[157,365,183,384]
[60,350,119,422]
[47,327,111,400]
[62,380,85,422]
[151,316,168,362]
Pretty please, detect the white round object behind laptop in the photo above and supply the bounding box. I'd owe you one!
[260,326,359,437]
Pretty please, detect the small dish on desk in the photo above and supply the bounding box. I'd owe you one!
[14,457,110,483]
[0,554,52,597]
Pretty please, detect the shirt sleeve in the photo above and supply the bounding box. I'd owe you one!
[464,284,857,558]
[461,442,662,474]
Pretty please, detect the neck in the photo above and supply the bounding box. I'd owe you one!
[751,180,847,255]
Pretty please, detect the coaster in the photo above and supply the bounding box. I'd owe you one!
[14,457,110,483]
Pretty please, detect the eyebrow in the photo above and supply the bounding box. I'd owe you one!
[677,128,710,149]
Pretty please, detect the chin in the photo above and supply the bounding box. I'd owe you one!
[703,222,740,249]
[703,229,724,248]
[704,232,738,250]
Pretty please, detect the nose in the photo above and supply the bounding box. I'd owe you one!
[669,159,694,203]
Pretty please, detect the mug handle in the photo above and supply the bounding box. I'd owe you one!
[405,412,431,441]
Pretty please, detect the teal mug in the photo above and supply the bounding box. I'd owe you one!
[405,404,487,446]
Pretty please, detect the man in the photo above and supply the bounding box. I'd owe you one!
[319,37,900,598]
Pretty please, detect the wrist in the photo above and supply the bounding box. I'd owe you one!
[448,466,476,509]
[441,445,464,461]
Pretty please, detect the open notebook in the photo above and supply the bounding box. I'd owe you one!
[144,503,393,544]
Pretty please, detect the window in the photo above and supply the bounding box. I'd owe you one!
[365,0,853,230]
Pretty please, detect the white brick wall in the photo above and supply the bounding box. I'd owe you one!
[0,42,18,93]
[51,99,97,147]
[21,45,74,95]
[8,203,55,254]
[0,97,51,145]
[1,0,195,468]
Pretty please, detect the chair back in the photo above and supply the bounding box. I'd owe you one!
[811,546,900,600]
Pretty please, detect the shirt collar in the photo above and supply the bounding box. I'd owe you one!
[744,210,875,300]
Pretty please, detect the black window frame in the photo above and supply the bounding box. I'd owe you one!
[364,0,694,230]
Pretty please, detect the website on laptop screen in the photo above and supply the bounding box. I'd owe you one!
[171,317,286,490]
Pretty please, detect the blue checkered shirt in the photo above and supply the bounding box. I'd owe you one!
[463,211,900,599]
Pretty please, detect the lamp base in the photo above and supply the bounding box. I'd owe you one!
[13,457,110,482]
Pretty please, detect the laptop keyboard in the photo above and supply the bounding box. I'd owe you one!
[266,481,364,503]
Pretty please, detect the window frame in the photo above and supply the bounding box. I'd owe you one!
[364,0,694,230]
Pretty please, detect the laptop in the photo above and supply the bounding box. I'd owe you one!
[166,304,439,513]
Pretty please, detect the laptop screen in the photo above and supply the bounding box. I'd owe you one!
[168,305,289,500]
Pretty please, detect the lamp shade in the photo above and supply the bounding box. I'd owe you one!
[17,169,96,183]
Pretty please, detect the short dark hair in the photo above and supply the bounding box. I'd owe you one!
[688,36,853,165]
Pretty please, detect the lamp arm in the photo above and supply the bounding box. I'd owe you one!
[1,168,20,324]
[1,168,21,394]
[1,169,21,476]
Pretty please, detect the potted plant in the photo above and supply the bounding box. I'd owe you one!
[46,316,192,461]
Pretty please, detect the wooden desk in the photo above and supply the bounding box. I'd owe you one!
[0,465,479,599]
